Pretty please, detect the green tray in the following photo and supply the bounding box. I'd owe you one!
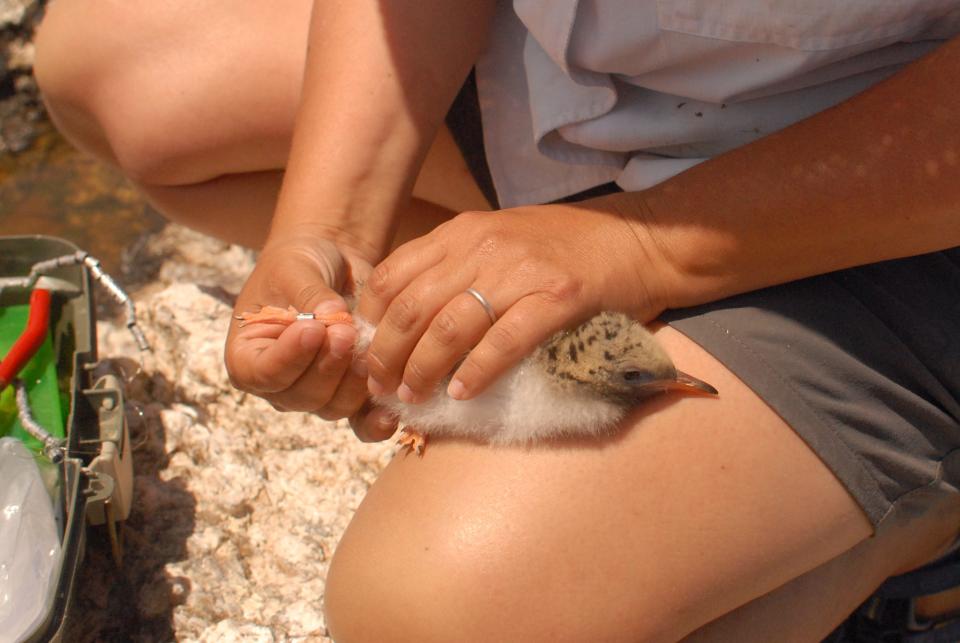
[0,303,65,452]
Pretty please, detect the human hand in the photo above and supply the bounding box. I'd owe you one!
[356,203,673,403]
[225,232,376,424]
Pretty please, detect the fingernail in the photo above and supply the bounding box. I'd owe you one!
[397,384,416,404]
[328,332,353,360]
[313,299,345,316]
[351,357,368,378]
[447,378,467,400]
[299,325,325,351]
[371,415,397,440]
[378,413,397,430]
[368,376,386,397]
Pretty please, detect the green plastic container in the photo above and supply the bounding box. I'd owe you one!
[0,303,66,450]
[1,235,134,643]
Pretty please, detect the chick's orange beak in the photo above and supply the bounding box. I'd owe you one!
[665,370,719,396]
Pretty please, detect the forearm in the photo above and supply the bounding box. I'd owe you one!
[270,0,495,263]
[606,35,960,311]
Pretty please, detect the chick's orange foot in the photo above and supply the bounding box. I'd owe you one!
[397,427,427,456]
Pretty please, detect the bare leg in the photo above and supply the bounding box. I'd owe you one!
[323,327,959,642]
[140,170,458,249]
[34,0,488,250]
[917,585,960,621]
[685,493,960,641]
[138,171,281,248]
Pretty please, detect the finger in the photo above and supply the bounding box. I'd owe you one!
[447,295,579,400]
[311,354,371,421]
[397,286,503,403]
[357,235,446,324]
[350,402,399,443]
[259,322,358,413]
[228,320,329,394]
[364,262,474,396]
[283,251,351,313]
[309,295,350,317]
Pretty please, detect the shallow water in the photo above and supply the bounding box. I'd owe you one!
[0,119,164,275]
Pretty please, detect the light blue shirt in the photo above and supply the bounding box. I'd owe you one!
[476,0,960,206]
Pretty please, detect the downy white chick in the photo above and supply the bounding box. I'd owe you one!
[239,308,717,450]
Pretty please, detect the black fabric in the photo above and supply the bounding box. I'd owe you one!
[824,547,960,643]
[446,70,500,209]
[879,548,960,599]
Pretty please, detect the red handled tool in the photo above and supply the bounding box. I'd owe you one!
[0,288,52,390]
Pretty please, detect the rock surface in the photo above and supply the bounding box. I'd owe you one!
[3,6,392,639]
[0,0,43,153]
[67,225,394,642]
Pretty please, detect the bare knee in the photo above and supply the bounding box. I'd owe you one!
[323,507,657,643]
[34,0,126,164]
[35,1,188,180]
[36,2,305,185]
[323,454,681,643]
[323,512,512,643]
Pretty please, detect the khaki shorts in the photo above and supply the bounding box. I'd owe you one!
[663,249,960,527]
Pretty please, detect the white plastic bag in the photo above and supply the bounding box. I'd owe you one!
[0,437,62,642]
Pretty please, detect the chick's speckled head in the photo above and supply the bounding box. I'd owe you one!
[535,312,715,405]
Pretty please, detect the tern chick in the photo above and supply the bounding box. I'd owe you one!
[237,308,717,450]
[355,312,717,448]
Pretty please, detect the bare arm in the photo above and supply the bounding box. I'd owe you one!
[361,34,960,402]
[226,0,494,428]
[270,0,496,262]
[616,35,960,313]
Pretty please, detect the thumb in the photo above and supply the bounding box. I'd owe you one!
[350,402,399,443]
[279,241,358,315]
[227,319,328,394]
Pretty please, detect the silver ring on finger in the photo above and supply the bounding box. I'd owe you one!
[465,287,497,325]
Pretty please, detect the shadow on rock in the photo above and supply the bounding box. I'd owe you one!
[63,360,196,643]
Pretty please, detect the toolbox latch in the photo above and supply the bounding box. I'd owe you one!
[82,374,133,526]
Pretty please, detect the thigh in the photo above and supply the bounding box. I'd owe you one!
[323,326,923,643]
[36,0,312,184]
[37,0,490,215]
[686,491,960,642]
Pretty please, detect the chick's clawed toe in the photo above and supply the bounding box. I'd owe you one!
[397,427,427,456]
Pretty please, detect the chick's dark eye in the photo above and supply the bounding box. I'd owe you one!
[622,370,651,383]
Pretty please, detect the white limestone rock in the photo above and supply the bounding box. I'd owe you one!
[197,619,276,643]
[0,0,37,29]
[86,224,394,642]
[5,38,34,70]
